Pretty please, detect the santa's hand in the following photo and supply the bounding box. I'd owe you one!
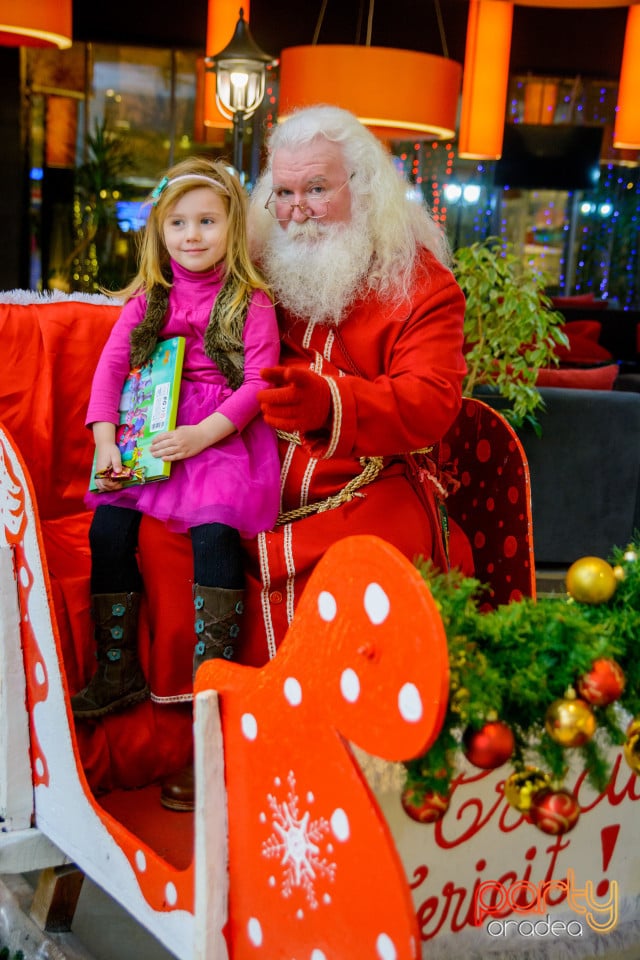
[258,366,332,433]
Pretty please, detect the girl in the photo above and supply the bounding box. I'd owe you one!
[72,157,280,721]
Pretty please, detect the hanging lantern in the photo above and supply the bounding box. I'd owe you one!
[613,4,640,149]
[204,7,275,176]
[0,0,72,49]
[200,0,252,134]
[278,44,461,142]
[458,0,514,160]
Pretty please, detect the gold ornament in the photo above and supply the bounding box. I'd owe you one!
[623,732,640,776]
[565,556,618,605]
[613,565,625,582]
[545,694,596,747]
[626,716,640,740]
[624,717,640,776]
[504,768,551,813]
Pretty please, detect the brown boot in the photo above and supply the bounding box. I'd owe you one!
[192,584,245,671]
[160,585,244,812]
[71,592,149,719]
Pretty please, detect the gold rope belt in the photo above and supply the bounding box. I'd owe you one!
[275,430,384,525]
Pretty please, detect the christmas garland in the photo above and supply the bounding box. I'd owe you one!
[402,537,640,835]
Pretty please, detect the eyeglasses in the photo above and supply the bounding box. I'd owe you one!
[264,174,354,222]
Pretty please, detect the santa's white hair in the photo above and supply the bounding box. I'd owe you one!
[249,104,451,313]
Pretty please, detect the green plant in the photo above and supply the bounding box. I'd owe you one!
[68,121,137,293]
[405,538,640,802]
[453,238,568,427]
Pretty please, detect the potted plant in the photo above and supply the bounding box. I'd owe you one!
[453,238,568,428]
[68,121,136,293]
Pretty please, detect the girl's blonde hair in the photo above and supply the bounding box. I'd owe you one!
[118,156,271,324]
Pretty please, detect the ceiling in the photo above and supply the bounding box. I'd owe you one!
[72,0,630,82]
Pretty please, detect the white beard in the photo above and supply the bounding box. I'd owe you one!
[260,211,374,325]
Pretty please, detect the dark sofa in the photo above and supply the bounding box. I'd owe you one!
[483,386,640,567]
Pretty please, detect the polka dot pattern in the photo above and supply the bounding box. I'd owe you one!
[317,590,337,621]
[284,676,302,707]
[164,882,177,907]
[340,667,360,703]
[248,918,262,946]
[376,932,398,960]
[363,582,390,624]
[241,712,258,740]
[398,682,423,723]
[444,398,535,606]
[330,808,350,842]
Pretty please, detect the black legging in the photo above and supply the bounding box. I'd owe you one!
[89,504,243,594]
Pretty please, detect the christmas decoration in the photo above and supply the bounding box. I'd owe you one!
[544,692,597,748]
[403,539,640,826]
[504,768,551,814]
[577,657,626,706]
[400,785,450,824]
[565,555,618,605]
[463,720,515,770]
[623,717,640,776]
[626,717,640,739]
[529,787,581,836]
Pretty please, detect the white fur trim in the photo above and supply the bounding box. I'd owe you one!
[0,289,122,305]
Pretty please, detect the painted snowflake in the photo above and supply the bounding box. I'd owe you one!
[261,769,337,909]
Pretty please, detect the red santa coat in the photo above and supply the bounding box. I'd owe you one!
[241,248,467,666]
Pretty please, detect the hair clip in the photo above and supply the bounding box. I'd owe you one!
[151,176,169,206]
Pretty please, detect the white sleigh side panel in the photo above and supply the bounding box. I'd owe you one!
[0,423,198,958]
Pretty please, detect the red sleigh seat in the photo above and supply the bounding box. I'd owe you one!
[0,296,533,796]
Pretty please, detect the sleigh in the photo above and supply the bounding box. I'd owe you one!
[7,292,638,959]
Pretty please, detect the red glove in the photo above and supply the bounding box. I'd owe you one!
[258,366,332,433]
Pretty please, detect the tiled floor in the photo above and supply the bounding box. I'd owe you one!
[6,870,639,960]
[1,872,172,960]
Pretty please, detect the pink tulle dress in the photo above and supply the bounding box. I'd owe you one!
[84,260,280,539]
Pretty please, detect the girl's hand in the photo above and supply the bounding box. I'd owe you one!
[150,425,210,461]
[94,442,125,492]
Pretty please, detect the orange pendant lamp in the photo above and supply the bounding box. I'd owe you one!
[0,0,72,48]
[278,44,461,141]
[614,3,640,149]
[516,1,632,6]
[458,0,514,160]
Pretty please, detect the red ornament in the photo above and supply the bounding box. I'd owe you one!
[529,787,581,835]
[577,658,626,706]
[401,785,450,824]
[463,720,515,770]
